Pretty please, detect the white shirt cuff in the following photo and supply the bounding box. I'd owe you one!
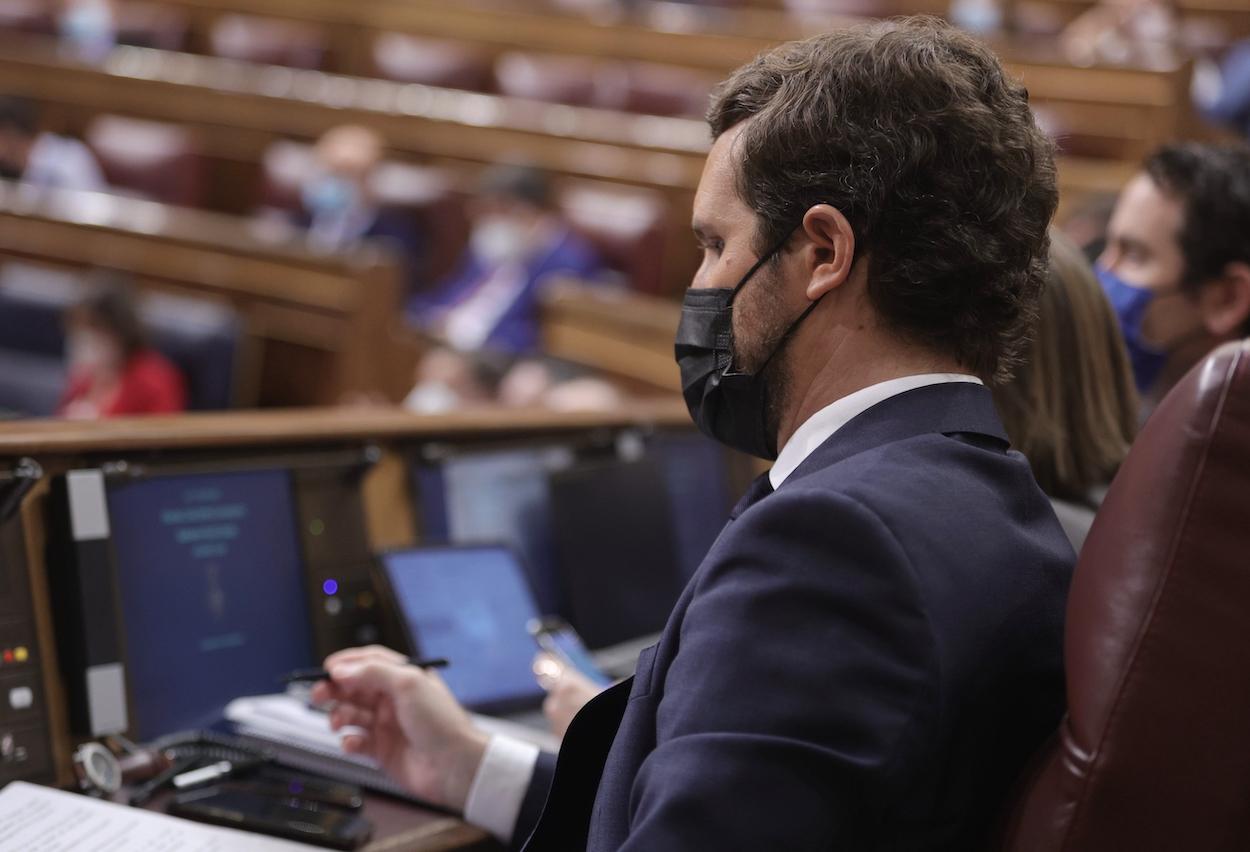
[463,734,541,844]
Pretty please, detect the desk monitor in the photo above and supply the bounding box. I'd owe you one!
[412,446,572,617]
[105,469,315,739]
[376,545,545,714]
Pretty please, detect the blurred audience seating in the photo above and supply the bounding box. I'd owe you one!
[84,114,205,206]
[0,36,1172,297]
[0,181,405,406]
[0,263,242,414]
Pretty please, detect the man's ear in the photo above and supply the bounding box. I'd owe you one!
[1199,262,1250,338]
[801,204,856,301]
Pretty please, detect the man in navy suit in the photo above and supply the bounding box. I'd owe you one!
[407,165,609,354]
[313,18,1073,851]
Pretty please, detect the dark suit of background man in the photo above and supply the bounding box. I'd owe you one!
[313,17,1075,851]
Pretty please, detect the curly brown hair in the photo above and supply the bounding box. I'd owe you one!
[708,17,1058,382]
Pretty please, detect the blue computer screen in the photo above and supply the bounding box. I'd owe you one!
[414,446,571,616]
[106,469,314,738]
[380,545,545,711]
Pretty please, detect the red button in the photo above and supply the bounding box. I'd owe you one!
[1,650,12,664]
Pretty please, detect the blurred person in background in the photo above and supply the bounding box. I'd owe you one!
[994,231,1138,552]
[408,164,608,355]
[1096,143,1250,412]
[402,346,504,414]
[0,96,107,192]
[403,347,625,414]
[297,125,425,291]
[57,0,117,64]
[59,278,186,419]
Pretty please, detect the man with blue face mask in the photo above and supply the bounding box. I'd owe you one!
[313,19,1074,852]
[1096,143,1250,409]
[295,125,425,295]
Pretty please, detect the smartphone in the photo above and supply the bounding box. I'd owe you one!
[227,772,365,811]
[168,786,373,850]
[528,616,612,686]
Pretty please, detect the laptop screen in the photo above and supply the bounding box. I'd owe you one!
[378,545,545,712]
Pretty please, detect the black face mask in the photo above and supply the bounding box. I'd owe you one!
[675,231,822,460]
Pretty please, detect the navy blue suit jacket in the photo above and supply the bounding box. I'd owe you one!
[516,382,1074,851]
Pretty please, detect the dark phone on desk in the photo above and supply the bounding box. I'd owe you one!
[168,786,373,850]
[243,769,365,810]
[528,616,612,686]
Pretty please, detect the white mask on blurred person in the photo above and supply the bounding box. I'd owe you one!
[67,330,118,376]
[402,381,460,414]
[58,0,115,59]
[470,217,530,267]
[302,174,359,220]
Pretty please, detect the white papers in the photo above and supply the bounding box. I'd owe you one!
[227,693,558,758]
[0,781,311,851]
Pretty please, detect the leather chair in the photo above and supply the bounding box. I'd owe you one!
[84,115,205,207]
[558,181,669,294]
[208,14,326,70]
[115,2,189,51]
[595,61,717,117]
[0,0,52,35]
[371,33,493,91]
[1002,338,1250,852]
[494,51,599,106]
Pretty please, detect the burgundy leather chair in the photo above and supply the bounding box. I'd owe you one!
[371,33,493,91]
[208,14,326,70]
[1002,338,1250,852]
[558,181,669,294]
[595,61,718,118]
[114,2,189,51]
[494,51,599,107]
[84,114,205,207]
[0,0,52,35]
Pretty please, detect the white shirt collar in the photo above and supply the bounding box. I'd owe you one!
[769,373,984,489]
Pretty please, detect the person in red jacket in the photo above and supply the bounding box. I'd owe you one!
[58,283,186,419]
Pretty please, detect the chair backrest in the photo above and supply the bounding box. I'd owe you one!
[84,114,204,207]
[558,182,669,295]
[1002,338,1250,852]
[209,13,326,70]
[371,33,493,91]
[114,1,188,51]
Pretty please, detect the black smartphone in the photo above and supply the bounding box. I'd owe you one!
[168,786,373,850]
[528,616,612,686]
[236,770,365,810]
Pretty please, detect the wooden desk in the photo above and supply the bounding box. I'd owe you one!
[0,403,701,808]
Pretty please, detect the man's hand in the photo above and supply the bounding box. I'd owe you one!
[310,645,488,812]
[533,652,604,738]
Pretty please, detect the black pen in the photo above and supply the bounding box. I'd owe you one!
[279,657,449,685]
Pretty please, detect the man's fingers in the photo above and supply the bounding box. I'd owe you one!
[324,645,407,670]
[328,658,422,703]
[330,703,376,731]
